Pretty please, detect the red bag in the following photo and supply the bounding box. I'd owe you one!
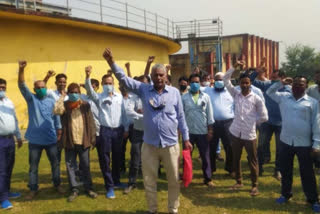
[182,149,193,187]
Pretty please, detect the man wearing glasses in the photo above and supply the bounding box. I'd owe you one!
[102,48,192,214]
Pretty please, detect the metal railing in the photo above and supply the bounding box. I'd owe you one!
[1,0,176,39]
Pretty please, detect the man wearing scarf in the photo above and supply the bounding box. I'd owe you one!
[53,83,97,202]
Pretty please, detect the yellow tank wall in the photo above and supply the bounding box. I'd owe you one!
[0,11,180,129]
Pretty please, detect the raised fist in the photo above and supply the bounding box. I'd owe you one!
[18,60,27,69]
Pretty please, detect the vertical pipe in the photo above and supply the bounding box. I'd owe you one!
[172,21,174,39]
[66,0,70,16]
[100,0,103,22]
[144,9,147,31]
[125,3,129,27]
[155,13,158,34]
[33,0,36,11]
[167,18,169,37]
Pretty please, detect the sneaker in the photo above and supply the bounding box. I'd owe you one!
[106,188,115,199]
[1,200,13,209]
[87,190,98,199]
[312,203,320,213]
[114,183,127,189]
[276,196,289,204]
[123,185,136,194]
[24,191,37,200]
[8,192,21,199]
[67,191,78,202]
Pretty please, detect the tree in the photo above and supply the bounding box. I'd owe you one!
[281,43,320,79]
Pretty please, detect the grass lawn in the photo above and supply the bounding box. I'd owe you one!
[6,137,318,214]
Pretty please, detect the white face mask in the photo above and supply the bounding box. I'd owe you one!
[103,85,114,94]
[203,81,211,87]
[0,91,5,99]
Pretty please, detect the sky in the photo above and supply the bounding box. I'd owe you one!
[45,0,320,63]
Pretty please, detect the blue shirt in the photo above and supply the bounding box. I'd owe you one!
[266,81,320,149]
[0,97,21,139]
[204,87,234,121]
[85,79,129,131]
[250,71,291,126]
[111,63,189,148]
[18,83,61,145]
[182,91,214,135]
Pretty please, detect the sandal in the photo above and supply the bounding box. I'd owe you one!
[230,183,243,190]
[250,187,259,196]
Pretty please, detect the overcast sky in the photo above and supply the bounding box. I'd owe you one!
[46,0,320,63]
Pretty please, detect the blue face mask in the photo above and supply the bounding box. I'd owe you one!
[68,93,80,102]
[190,82,200,93]
[103,85,114,94]
[0,91,5,99]
[214,80,224,89]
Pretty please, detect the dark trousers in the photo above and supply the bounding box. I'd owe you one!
[231,134,258,187]
[210,119,233,173]
[28,143,61,191]
[279,142,318,203]
[257,122,281,172]
[0,136,15,202]
[97,126,124,190]
[189,134,212,183]
[121,124,134,172]
[65,145,93,192]
[128,129,143,186]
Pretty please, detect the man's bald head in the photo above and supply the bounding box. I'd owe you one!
[34,80,46,89]
[214,72,224,81]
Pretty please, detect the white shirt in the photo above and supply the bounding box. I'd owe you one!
[47,89,69,101]
[81,94,101,136]
[223,68,268,140]
[0,97,21,139]
[85,79,129,131]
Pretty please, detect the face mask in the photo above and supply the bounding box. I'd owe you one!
[103,85,114,94]
[0,91,5,99]
[190,83,200,93]
[179,85,187,91]
[35,88,47,99]
[68,93,80,102]
[214,80,224,89]
[203,81,211,87]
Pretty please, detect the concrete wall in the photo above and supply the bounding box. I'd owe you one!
[0,9,180,128]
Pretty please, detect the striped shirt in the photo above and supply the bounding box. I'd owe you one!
[223,68,268,140]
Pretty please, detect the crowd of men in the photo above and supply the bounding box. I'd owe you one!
[1,48,320,213]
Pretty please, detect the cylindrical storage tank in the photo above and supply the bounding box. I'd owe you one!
[0,9,180,128]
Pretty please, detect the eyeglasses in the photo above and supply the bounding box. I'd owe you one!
[149,99,165,110]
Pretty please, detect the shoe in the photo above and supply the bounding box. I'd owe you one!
[106,188,115,199]
[216,154,224,162]
[276,196,289,204]
[87,190,98,199]
[205,181,216,188]
[67,191,78,202]
[123,185,136,194]
[8,192,21,199]
[230,183,243,190]
[312,203,320,213]
[56,186,66,194]
[114,183,127,189]
[250,187,259,196]
[1,200,13,209]
[273,171,282,181]
[25,191,37,200]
